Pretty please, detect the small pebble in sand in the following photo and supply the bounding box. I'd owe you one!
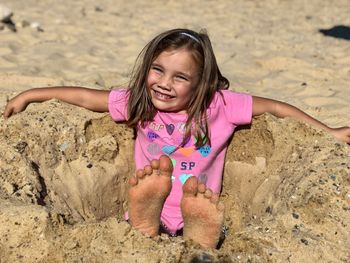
[265,206,273,214]
[30,21,44,32]
[191,252,214,263]
[95,6,103,12]
[301,238,309,245]
[64,239,79,250]
[21,20,31,28]
[332,183,341,192]
[292,212,299,219]
[0,5,12,22]
[292,224,301,235]
[19,19,44,31]
[329,174,336,181]
[0,5,16,32]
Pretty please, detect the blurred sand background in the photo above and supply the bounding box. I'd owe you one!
[0,0,349,262]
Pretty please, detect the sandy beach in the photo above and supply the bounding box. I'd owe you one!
[0,0,349,262]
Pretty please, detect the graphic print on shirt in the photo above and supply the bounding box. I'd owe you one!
[162,145,177,155]
[165,124,175,135]
[149,122,164,131]
[179,173,193,184]
[147,143,160,155]
[198,173,208,184]
[147,131,159,141]
[146,121,212,185]
[179,159,196,185]
[193,134,212,157]
[197,145,211,157]
[178,147,195,157]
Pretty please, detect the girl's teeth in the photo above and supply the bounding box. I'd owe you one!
[156,91,172,99]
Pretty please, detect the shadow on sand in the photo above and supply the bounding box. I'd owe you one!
[319,25,350,40]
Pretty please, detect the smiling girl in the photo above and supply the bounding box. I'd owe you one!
[4,28,350,248]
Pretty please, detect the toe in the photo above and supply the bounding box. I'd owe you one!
[150,159,160,170]
[144,165,153,175]
[204,188,213,199]
[129,176,138,186]
[136,169,145,179]
[159,155,173,175]
[198,183,206,194]
[183,176,198,196]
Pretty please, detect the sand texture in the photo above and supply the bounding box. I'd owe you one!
[0,0,349,262]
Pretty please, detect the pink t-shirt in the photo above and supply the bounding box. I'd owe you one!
[108,89,252,234]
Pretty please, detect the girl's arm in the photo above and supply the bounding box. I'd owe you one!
[3,86,110,118]
[252,96,350,144]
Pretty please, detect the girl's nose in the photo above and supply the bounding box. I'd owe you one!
[158,76,172,90]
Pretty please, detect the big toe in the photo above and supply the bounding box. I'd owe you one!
[183,176,199,196]
[158,155,173,175]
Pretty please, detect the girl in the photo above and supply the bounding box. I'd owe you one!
[4,28,350,249]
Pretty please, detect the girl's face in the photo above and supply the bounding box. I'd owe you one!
[147,48,200,114]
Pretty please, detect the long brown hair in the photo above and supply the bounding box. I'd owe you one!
[127,28,229,148]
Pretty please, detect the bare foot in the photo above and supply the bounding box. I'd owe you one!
[128,155,173,237]
[181,177,225,248]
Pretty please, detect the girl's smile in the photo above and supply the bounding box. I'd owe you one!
[147,48,199,114]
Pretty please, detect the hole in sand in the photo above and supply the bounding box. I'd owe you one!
[0,101,134,224]
[1,101,349,262]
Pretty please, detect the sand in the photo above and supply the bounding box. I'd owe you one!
[0,0,349,262]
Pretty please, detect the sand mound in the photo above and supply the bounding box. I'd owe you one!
[0,102,348,262]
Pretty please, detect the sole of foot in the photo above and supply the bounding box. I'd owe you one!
[128,155,173,237]
[181,176,224,248]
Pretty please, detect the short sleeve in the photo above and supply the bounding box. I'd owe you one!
[108,88,129,121]
[221,90,253,125]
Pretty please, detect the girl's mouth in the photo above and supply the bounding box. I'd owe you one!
[153,90,175,100]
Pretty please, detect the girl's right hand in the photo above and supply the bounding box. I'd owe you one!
[329,127,350,145]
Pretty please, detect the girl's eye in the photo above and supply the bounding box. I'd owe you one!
[151,66,162,72]
[176,75,188,81]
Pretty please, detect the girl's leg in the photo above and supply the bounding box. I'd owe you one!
[128,155,173,237]
[181,176,225,248]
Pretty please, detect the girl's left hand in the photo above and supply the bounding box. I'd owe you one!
[329,127,350,144]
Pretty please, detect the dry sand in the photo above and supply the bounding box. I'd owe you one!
[0,0,349,262]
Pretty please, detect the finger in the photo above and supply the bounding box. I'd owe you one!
[3,107,12,118]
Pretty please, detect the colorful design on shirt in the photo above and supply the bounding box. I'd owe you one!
[178,147,195,157]
[165,124,175,135]
[171,158,177,168]
[194,134,209,145]
[162,145,176,155]
[180,161,196,170]
[177,123,186,134]
[147,131,159,141]
[149,122,164,131]
[179,173,193,184]
[198,145,211,157]
[108,89,253,235]
[198,173,208,184]
[147,143,160,155]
